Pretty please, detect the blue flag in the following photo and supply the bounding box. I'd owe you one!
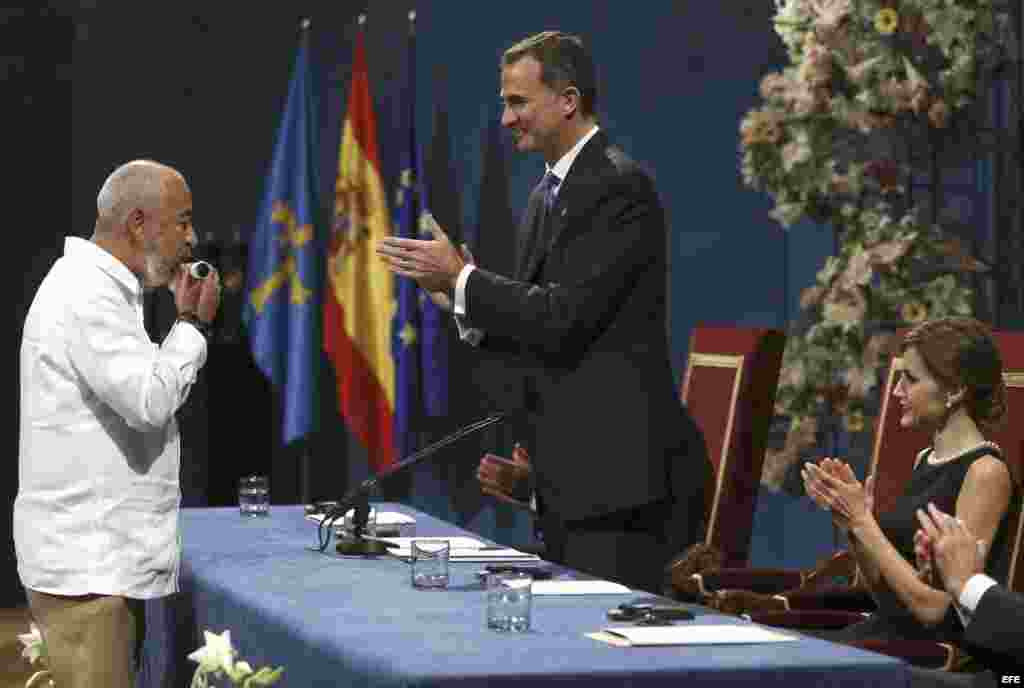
[393,22,448,459]
[243,27,321,445]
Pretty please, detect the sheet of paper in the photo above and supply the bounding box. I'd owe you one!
[305,511,416,526]
[531,580,632,595]
[379,537,540,562]
[378,536,487,550]
[590,624,797,647]
[389,548,540,562]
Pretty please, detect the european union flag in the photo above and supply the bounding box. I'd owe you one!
[393,20,448,459]
[243,25,321,445]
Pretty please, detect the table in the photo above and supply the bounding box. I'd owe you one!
[140,505,909,688]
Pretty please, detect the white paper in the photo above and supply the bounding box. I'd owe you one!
[380,536,488,550]
[305,511,416,526]
[600,624,797,646]
[531,580,632,595]
[381,537,540,562]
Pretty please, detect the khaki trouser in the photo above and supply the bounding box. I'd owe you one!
[25,589,145,688]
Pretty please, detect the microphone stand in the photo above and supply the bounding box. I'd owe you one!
[318,413,506,556]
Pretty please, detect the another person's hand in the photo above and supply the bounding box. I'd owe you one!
[915,502,986,599]
[802,458,874,532]
[376,213,465,293]
[476,444,531,507]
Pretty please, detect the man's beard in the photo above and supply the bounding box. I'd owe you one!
[142,244,178,289]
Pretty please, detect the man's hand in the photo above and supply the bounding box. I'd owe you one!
[376,213,465,293]
[173,265,222,324]
[913,528,936,584]
[424,243,475,312]
[476,444,531,508]
[915,502,986,600]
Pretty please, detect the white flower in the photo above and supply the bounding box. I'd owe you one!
[773,0,813,55]
[18,623,45,666]
[188,629,236,675]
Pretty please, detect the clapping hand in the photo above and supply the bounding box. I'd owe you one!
[802,458,875,532]
[476,444,532,509]
[915,502,987,599]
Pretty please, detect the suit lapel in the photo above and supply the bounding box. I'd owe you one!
[522,131,608,283]
[516,185,546,280]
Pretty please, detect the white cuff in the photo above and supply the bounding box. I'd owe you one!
[453,264,483,345]
[453,264,475,317]
[959,573,997,615]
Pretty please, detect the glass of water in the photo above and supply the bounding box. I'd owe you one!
[238,475,269,517]
[410,540,450,589]
[486,571,533,632]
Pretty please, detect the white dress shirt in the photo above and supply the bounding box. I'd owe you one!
[15,237,206,599]
[954,573,999,626]
[454,125,601,339]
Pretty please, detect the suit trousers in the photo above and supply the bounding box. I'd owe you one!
[540,498,679,595]
[25,588,145,688]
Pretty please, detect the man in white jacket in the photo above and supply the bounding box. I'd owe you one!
[15,160,221,688]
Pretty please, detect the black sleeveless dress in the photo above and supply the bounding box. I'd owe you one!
[834,445,1017,643]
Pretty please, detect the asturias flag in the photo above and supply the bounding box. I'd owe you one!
[243,24,321,446]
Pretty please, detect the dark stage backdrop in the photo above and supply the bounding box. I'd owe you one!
[8,0,853,604]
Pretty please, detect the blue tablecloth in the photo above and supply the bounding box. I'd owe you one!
[140,505,909,688]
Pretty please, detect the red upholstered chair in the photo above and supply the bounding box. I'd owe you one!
[743,330,1024,670]
[663,325,785,600]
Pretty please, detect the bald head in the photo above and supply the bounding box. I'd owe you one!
[96,160,186,231]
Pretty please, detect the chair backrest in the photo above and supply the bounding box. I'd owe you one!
[987,332,1023,593]
[680,325,785,567]
[868,329,1024,592]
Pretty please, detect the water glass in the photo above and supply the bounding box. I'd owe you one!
[238,475,269,517]
[410,540,450,589]
[485,571,533,632]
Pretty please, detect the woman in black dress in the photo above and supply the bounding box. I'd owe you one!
[802,316,1018,643]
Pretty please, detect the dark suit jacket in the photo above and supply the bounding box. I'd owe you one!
[464,131,709,540]
[962,583,1024,676]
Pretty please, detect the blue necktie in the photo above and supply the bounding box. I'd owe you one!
[541,171,560,212]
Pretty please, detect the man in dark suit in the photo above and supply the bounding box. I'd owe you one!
[377,31,709,594]
[912,502,1023,686]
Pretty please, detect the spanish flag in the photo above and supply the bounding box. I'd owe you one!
[324,29,395,471]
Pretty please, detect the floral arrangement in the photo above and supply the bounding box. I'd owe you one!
[740,0,1011,486]
[18,624,283,688]
[189,630,283,688]
[17,623,53,688]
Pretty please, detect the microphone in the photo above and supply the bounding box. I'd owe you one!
[317,413,506,555]
[186,261,214,279]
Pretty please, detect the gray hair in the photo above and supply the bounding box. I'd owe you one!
[96,160,181,224]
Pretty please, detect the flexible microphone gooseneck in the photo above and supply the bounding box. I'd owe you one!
[317,413,506,555]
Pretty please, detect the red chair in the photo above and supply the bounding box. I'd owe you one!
[744,330,1024,670]
[664,325,785,599]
